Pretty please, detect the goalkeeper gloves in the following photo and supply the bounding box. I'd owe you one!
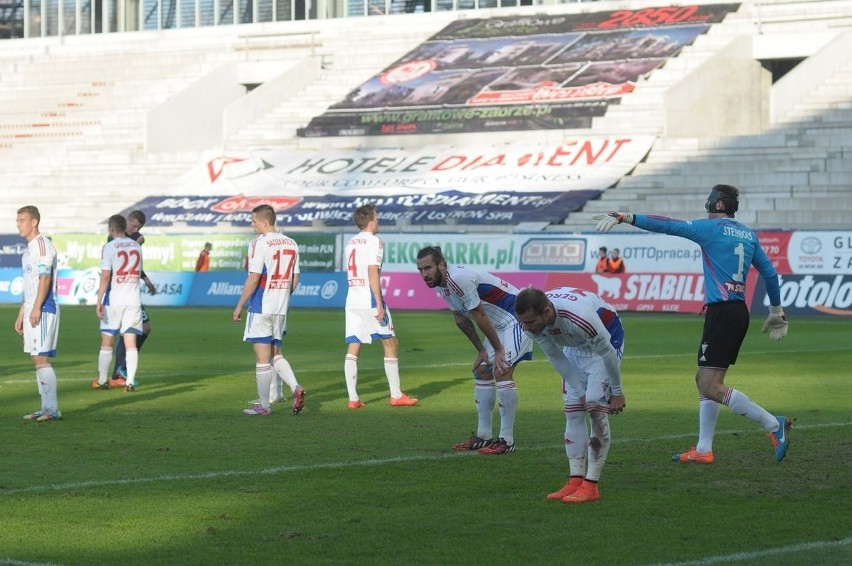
[761,305,788,341]
[593,212,634,232]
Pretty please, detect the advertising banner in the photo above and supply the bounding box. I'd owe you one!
[188,271,347,308]
[378,232,705,273]
[56,269,195,306]
[299,4,740,136]
[0,267,23,303]
[128,136,655,228]
[48,233,336,272]
[0,235,27,268]
[125,190,601,228]
[754,274,852,317]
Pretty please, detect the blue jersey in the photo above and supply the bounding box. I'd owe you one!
[633,215,781,305]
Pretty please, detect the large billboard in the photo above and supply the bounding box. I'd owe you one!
[299,4,741,137]
[130,136,655,228]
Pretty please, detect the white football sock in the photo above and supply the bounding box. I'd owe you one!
[255,364,275,409]
[98,347,113,384]
[125,348,138,386]
[696,396,720,453]
[586,409,611,482]
[273,355,300,393]
[564,405,588,477]
[496,380,518,445]
[725,388,778,431]
[35,364,58,412]
[384,357,402,398]
[474,379,496,440]
[344,355,359,401]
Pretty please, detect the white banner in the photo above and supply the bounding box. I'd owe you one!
[170,136,656,197]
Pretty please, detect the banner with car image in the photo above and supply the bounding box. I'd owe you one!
[299,4,741,136]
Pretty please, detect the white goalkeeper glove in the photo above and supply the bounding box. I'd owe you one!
[593,212,634,232]
[761,305,788,341]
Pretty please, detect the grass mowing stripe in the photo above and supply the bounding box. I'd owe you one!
[652,536,852,566]
[4,421,847,496]
[0,344,846,384]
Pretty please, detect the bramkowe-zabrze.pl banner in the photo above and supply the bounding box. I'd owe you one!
[299,4,740,136]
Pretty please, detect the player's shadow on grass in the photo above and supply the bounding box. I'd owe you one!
[284,372,467,411]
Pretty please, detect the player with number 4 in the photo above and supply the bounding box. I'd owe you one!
[233,204,306,416]
[342,203,418,409]
[593,184,792,463]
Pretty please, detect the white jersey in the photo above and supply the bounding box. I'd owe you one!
[22,234,59,313]
[436,266,520,330]
[527,286,625,396]
[101,237,143,307]
[246,232,300,315]
[344,230,383,309]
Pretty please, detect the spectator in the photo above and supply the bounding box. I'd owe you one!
[196,242,213,272]
[609,248,625,273]
[595,246,611,274]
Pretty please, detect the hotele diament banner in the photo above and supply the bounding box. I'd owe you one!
[0,231,849,317]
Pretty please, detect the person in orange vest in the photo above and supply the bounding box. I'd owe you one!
[595,246,611,274]
[609,248,625,273]
[195,242,212,272]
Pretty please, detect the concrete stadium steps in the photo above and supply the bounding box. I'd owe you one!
[224,14,455,150]
[0,1,849,233]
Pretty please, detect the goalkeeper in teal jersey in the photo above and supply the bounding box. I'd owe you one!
[595,184,792,463]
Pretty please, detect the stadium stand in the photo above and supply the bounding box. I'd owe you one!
[0,0,849,234]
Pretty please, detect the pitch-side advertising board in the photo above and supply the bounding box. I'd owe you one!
[0,231,848,316]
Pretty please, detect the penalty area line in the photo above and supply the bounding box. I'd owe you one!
[2,421,848,496]
[651,535,852,566]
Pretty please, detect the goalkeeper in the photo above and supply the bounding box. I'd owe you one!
[594,184,792,463]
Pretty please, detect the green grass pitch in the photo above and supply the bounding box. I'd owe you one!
[1,305,849,565]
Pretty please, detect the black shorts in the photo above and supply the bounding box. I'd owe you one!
[697,301,749,369]
[141,305,150,324]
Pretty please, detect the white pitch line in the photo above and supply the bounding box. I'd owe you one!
[651,536,852,566]
[1,422,847,496]
[0,559,67,566]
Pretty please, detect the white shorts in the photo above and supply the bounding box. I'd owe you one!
[23,309,60,357]
[345,306,395,344]
[100,304,144,336]
[560,345,623,406]
[485,323,533,367]
[243,312,287,346]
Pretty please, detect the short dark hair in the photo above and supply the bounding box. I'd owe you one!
[353,203,377,230]
[252,204,277,226]
[109,214,128,233]
[17,205,40,222]
[417,245,446,265]
[706,184,739,216]
[127,209,147,226]
[515,287,549,316]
